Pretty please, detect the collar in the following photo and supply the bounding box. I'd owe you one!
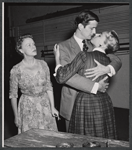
[93,47,106,54]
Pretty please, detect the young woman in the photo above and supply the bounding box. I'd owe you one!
[9,34,59,133]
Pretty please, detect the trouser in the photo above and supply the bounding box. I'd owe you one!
[65,119,70,132]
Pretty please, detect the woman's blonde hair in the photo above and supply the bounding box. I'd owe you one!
[105,30,120,54]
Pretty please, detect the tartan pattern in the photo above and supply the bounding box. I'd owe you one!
[56,51,86,84]
[68,92,117,139]
[81,51,111,82]
[67,51,117,139]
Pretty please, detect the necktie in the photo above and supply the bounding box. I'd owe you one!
[82,40,89,52]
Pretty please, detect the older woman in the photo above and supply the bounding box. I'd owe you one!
[9,34,58,133]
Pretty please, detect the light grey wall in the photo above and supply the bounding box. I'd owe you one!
[107,54,129,109]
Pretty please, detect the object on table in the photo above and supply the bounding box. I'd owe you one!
[56,142,74,148]
[106,140,109,147]
[82,141,101,147]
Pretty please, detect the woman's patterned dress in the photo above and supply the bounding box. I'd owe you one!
[9,59,57,133]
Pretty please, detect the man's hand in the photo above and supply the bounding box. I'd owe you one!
[98,76,109,93]
[84,59,110,81]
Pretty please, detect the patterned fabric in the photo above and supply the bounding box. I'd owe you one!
[82,40,89,52]
[56,52,86,84]
[68,92,117,139]
[9,59,58,133]
[56,51,117,139]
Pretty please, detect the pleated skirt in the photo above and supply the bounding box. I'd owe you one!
[68,92,117,139]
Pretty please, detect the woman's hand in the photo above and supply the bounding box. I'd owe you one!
[54,44,60,65]
[51,107,60,120]
[14,115,19,127]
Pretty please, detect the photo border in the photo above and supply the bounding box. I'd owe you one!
[1,0,131,149]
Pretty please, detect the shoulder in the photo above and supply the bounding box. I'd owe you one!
[92,51,107,58]
[58,36,74,48]
[10,62,22,74]
[59,37,72,45]
[58,36,79,56]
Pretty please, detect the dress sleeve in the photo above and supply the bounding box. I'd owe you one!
[9,66,19,99]
[43,61,53,92]
[55,51,87,84]
[107,53,122,73]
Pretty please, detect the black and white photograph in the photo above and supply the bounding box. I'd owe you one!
[3,1,130,148]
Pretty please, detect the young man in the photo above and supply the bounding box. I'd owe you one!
[54,10,122,132]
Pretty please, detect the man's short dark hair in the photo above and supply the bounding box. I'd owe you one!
[75,9,99,27]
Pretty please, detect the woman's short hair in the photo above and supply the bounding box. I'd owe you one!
[105,30,120,54]
[110,30,120,51]
[75,9,99,27]
[16,34,33,56]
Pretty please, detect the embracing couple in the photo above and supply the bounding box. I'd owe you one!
[54,9,121,140]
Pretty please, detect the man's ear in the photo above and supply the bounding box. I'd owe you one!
[78,23,84,31]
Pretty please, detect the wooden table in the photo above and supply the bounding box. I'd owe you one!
[4,128,129,147]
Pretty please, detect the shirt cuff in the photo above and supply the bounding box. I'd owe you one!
[107,65,116,77]
[53,64,62,77]
[91,82,99,94]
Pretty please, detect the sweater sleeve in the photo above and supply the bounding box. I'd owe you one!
[55,51,87,84]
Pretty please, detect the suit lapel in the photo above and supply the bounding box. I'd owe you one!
[70,36,81,56]
[69,37,94,54]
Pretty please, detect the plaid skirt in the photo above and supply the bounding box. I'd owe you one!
[68,92,117,139]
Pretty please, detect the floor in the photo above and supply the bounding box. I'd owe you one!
[4,107,129,142]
